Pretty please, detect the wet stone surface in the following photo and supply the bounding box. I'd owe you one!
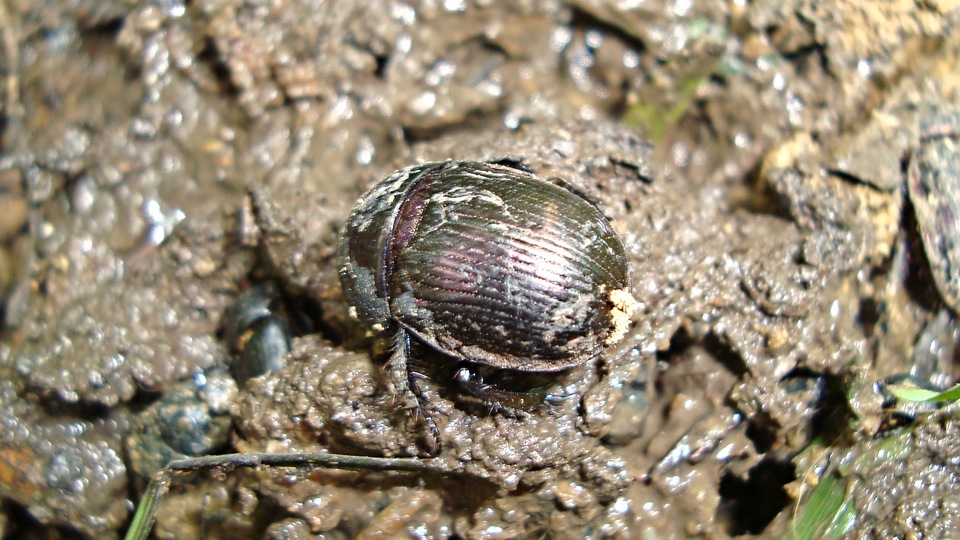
[1,0,960,538]
[126,369,237,481]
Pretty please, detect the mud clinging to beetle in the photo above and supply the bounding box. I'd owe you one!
[337,160,638,449]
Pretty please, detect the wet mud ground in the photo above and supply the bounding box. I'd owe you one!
[1,1,960,538]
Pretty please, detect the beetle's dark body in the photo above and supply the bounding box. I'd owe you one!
[339,160,632,370]
[338,160,635,449]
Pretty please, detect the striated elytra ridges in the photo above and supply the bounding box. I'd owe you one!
[338,160,636,372]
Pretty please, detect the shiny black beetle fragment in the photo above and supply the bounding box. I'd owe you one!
[222,285,291,385]
[337,160,636,446]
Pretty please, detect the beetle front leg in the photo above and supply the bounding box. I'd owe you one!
[387,328,442,454]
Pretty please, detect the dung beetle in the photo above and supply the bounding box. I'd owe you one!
[337,160,636,448]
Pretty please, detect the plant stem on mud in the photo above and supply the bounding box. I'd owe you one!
[123,452,436,540]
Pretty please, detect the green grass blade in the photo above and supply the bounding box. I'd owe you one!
[124,472,170,540]
[888,382,960,403]
[792,473,847,540]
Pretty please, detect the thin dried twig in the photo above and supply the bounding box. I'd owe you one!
[124,451,438,540]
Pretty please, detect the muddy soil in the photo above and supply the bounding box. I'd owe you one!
[1,1,959,538]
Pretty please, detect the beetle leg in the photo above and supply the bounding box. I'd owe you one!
[388,328,442,454]
[453,366,534,418]
[385,329,416,407]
